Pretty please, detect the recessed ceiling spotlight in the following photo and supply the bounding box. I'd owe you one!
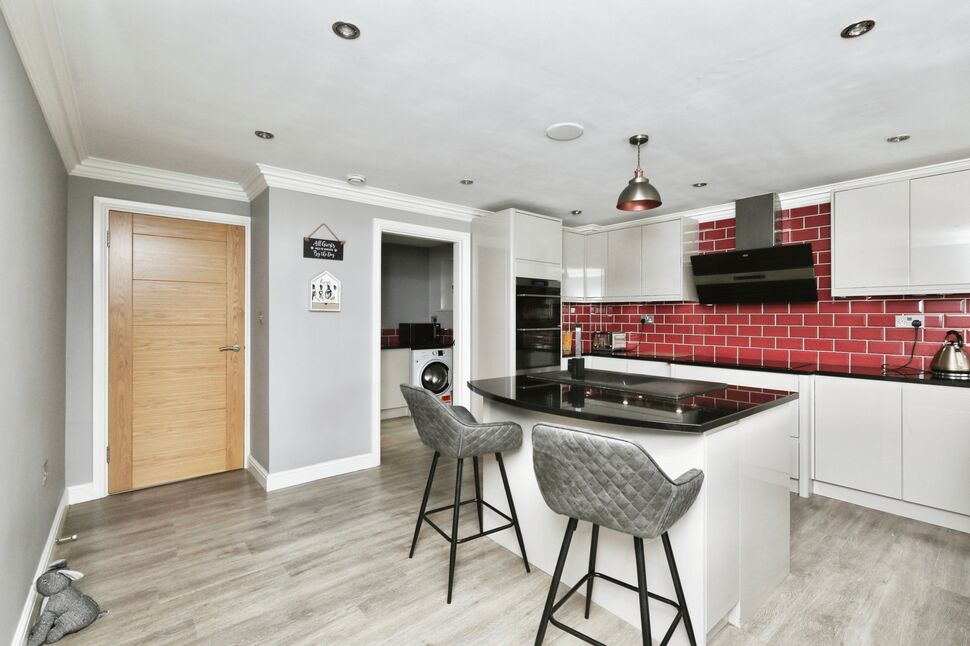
[459,179,474,185]
[254,130,275,140]
[570,210,583,216]
[886,134,910,143]
[840,20,875,38]
[692,182,708,188]
[332,21,360,40]
[545,122,584,141]
[346,173,366,186]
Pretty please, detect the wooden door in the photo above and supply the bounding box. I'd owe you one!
[108,211,245,493]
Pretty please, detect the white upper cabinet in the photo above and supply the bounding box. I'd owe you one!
[832,168,970,296]
[562,231,585,299]
[832,180,910,294]
[606,229,642,298]
[567,217,698,302]
[910,170,970,288]
[584,232,608,299]
[642,219,688,300]
[513,211,562,265]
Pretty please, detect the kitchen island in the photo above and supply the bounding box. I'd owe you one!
[469,370,798,646]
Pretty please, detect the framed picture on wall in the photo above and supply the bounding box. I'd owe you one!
[309,271,341,312]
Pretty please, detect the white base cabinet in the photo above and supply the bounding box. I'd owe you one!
[902,385,970,516]
[814,376,902,499]
[380,348,411,412]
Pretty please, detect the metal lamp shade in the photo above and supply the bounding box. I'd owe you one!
[616,169,662,211]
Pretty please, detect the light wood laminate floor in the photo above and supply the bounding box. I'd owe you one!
[57,418,970,645]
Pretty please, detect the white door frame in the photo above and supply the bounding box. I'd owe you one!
[372,219,472,464]
[90,196,251,501]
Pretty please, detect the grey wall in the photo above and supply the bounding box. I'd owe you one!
[264,188,469,471]
[381,243,431,327]
[64,176,249,486]
[249,189,270,467]
[0,14,68,643]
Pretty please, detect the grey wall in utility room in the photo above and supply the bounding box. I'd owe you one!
[0,13,68,643]
[264,188,469,472]
[428,243,454,329]
[64,177,250,486]
[381,243,431,327]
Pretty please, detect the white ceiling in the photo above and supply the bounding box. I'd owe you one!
[47,0,970,224]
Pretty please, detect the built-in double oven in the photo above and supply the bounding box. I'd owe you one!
[515,277,561,374]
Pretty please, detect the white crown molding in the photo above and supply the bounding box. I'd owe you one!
[0,0,87,169]
[247,164,491,222]
[565,155,970,233]
[71,157,250,202]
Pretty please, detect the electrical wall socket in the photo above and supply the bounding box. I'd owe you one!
[640,315,654,325]
[895,314,924,328]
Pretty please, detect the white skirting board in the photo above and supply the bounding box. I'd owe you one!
[12,489,69,646]
[813,481,970,534]
[66,482,99,505]
[246,452,380,492]
[379,407,410,420]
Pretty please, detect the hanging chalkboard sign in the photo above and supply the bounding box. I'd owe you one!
[303,222,346,260]
[303,237,344,260]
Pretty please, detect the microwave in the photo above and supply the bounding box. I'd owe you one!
[592,331,627,353]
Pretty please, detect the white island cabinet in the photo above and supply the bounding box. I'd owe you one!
[472,376,795,646]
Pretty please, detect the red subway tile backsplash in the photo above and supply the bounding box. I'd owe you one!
[562,202,970,371]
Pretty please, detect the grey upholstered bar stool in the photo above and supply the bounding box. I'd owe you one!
[400,385,530,603]
[531,423,704,646]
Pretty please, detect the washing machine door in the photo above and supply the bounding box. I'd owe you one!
[421,361,450,394]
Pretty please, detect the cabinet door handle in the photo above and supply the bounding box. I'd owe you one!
[219,344,241,352]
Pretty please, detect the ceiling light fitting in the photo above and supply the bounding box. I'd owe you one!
[840,20,875,38]
[886,134,910,143]
[616,134,662,212]
[570,210,582,216]
[459,179,474,185]
[254,130,275,140]
[545,122,584,141]
[332,21,360,40]
[692,182,708,188]
[346,174,366,186]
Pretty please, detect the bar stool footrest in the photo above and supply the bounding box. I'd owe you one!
[547,570,685,646]
[421,499,514,544]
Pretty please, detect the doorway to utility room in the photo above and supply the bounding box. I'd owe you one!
[379,232,456,425]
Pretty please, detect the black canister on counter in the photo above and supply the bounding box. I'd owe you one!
[567,357,585,380]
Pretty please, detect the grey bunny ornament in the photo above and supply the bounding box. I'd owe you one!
[26,560,104,645]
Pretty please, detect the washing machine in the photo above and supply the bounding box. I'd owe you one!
[411,347,453,403]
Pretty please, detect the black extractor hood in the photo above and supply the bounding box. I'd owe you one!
[690,193,818,304]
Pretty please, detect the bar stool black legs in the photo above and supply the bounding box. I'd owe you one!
[408,450,530,604]
[662,532,697,646]
[409,451,439,558]
[584,524,599,619]
[634,536,651,646]
[535,518,577,646]
[496,452,530,573]
[534,518,698,646]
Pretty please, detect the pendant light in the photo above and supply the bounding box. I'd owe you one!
[616,134,662,211]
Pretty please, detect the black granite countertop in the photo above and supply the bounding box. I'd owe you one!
[381,341,454,351]
[467,374,798,433]
[566,351,970,388]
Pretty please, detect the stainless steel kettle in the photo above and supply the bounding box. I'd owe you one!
[930,330,970,379]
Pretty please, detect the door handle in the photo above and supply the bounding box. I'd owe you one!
[219,344,241,352]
